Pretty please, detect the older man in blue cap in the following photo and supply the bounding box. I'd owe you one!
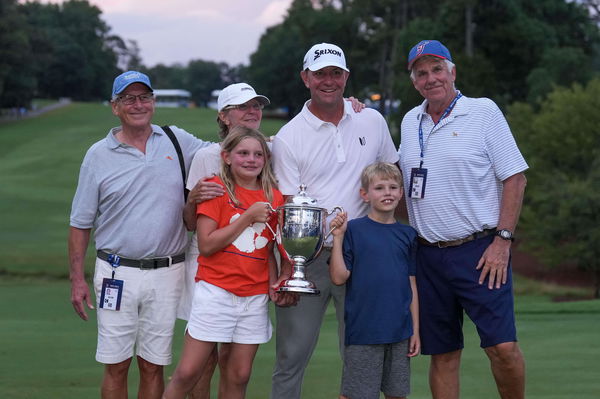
[399,40,528,399]
[68,71,211,398]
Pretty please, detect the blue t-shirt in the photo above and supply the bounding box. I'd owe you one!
[342,216,417,345]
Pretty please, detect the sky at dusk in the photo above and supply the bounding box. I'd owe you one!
[37,0,293,67]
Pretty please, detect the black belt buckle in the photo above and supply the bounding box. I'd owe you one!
[139,256,171,270]
[138,259,153,270]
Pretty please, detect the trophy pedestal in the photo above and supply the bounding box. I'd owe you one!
[277,260,320,295]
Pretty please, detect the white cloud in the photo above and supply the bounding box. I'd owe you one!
[257,0,292,26]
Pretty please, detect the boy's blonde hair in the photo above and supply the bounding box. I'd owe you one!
[360,162,403,190]
[219,126,278,206]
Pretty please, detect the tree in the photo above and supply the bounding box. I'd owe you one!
[0,0,36,108]
[437,0,598,106]
[18,0,120,101]
[507,79,600,298]
[185,60,226,107]
[145,63,187,90]
[107,36,143,71]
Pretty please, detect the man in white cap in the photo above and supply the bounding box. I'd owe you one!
[400,40,527,399]
[270,43,399,398]
[69,70,212,398]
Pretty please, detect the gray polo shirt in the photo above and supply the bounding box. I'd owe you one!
[70,124,211,259]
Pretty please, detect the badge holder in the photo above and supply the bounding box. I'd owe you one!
[99,254,124,311]
[409,167,428,199]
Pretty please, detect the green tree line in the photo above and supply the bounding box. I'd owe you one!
[247,0,600,119]
[1,0,119,106]
[0,0,241,107]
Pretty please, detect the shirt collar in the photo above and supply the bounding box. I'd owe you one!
[106,124,162,149]
[416,90,467,121]
[301,99,353,130]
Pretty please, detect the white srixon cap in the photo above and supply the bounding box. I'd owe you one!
[302,43,349,72]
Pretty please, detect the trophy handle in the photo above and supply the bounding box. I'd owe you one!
[264,202,278,240]
[324,206,345,240]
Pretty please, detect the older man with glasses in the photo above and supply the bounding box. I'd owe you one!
[68,70,212,399]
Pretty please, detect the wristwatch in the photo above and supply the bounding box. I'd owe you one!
[495,229,514,241]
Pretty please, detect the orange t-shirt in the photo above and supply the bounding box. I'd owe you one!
[196,176,284,297]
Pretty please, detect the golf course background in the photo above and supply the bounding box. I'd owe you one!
[1,103,598,398]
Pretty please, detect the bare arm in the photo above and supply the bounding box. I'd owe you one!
[476,172,527,289]
[183,177,225,231]
[183,191,199,231]
[408,275,421,357]
[196,201,272,256]
[268,245,296,306]
[328,212,350,285]
[270,254,299,307]
[68,226,94,321]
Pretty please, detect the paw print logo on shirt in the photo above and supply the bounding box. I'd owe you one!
[229,214,270,253]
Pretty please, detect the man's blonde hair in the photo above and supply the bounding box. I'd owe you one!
[360,162,403,190]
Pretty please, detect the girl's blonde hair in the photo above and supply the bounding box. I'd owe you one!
[219,126,278,206]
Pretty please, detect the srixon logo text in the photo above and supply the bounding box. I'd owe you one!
[314,49,342,60]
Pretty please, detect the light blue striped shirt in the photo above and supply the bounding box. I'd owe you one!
[399,94,528,242]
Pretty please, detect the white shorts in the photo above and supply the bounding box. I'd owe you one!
[187,281,272,344]
[93,258,184,365]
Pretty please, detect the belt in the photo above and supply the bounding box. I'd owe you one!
[418,228,496,248]
[97,250,185,269]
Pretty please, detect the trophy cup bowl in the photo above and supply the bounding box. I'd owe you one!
[275,185,343,295]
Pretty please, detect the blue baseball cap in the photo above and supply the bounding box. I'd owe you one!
[407,40,452,70]
[111,70,153,98]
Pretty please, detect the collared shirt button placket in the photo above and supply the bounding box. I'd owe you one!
[333,126,345,162]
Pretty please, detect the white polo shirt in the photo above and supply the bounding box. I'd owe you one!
[399,94,528,242]
[273,100,399,237]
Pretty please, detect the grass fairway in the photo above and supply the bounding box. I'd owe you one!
[1,278,599,398]
[1,103,599,398]
[0,102,284,278]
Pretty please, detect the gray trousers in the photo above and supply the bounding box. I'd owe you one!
[270,251,346,399]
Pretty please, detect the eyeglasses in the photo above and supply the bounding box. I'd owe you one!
[226,103,264,112]
[116,93,154,105]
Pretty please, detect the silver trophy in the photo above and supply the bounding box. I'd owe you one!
[274,185,343,295]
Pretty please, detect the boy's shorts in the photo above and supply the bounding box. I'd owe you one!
[93,257,184,365]
[341,340,410,399]
[417,234,517,355]
[187,280,272,344]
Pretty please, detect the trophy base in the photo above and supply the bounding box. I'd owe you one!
[278,286,320,295]
[276,279,320,295]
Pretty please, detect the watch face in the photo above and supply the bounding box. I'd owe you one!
[498,229,513,239]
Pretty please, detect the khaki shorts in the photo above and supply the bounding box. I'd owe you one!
[93,258,184,365]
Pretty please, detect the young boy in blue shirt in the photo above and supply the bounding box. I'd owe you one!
[329,162,420,399]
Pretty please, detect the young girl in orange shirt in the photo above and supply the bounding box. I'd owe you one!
[164,126,290,399]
